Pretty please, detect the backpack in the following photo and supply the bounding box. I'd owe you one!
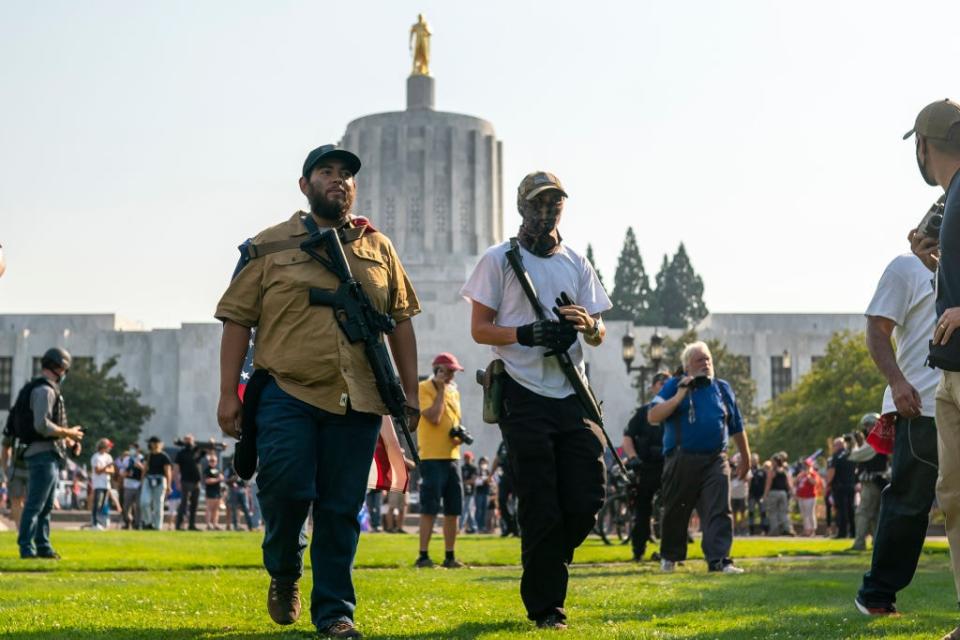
[3,378,59,445]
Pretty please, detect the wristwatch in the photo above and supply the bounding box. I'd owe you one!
[587,318,601,341]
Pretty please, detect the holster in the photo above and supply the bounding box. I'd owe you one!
[928,338,960,372]
[233,369,271,480]
[476,359,505,424]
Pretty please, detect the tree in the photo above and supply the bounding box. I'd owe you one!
[651,243,708,329]
[61,356,155,450]
[585,243,607,292]
[642,329,758,424]
[607,227,653,324]
[751,331,885,459]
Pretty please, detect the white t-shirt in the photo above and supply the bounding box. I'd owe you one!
[90,452,114,490]
[865,253,938,417]
[460,241,612,398]
[730,476,749,500]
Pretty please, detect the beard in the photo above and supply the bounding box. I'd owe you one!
[307,185,354,221]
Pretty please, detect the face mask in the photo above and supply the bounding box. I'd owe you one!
[58,372,67,384]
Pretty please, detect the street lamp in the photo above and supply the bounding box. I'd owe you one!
[622,329,665,403]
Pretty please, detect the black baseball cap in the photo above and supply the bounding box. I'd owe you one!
[302,144,361,178]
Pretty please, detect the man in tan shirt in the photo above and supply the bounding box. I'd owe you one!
[215,144,421,639]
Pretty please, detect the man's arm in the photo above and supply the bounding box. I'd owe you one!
[30,386,83,441]
[216,320,251,439]
[866,315,922,417]
[621,435,639,460]
[387,318,419,410]
[471,301,517,346]
[731,432,750,480]
[648,381,690,424]
[420,381,445,424]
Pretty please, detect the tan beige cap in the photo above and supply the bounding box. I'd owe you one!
[903,99,960,142]
[517,171,568,202]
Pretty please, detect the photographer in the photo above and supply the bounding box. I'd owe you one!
[905,98,960,640]
[648,341,751,574]
[415,352,468,569]
[621,371,669,561]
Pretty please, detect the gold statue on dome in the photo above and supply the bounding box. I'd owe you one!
[409,14,431,76]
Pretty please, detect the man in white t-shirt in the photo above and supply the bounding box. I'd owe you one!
[855,251,939,616]
[90,438,115,530]
[461,171,612,631]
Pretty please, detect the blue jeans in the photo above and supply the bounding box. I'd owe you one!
[461,493,477,532]
[140,476,167,529]
[17,451,60,556]
[255,379,381,629]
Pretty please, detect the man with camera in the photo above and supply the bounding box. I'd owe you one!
[461,171,611,630]
[904,99,960,640]
[853,214,939,615]
[216,144,421,639]
[622,371,669,562]
[415,352,468,569]
[13,348,84,559]
[648,341,751,574]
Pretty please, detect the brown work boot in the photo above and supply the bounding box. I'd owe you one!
[267,577,301,625]
[318,619,362,638]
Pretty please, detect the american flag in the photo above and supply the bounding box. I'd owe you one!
[231,235,407,494]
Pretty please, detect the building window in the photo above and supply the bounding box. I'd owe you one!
[771,356,792,399]
[0,357,12,410]
[32,357,43,378]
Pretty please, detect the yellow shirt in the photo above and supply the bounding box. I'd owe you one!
[215,211,420,415]
[417,378,461,460]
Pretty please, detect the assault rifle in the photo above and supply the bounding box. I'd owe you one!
[301,221,420,466]
[504,238,628,475]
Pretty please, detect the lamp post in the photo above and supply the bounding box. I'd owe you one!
[622,329,665,404]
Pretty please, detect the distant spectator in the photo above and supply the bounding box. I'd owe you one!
[203,452,223,531]
[224,463,253,531]
[764,452,794,536]
[795,461,823,536]
[90,439,115,530]
[849,415,889,551]
[747,454,767,535]
[730,454,750,536]
[460,452,478,534]
[827,437,857,539]
[118,444,144,530]
[365,490,382,533]
[1,433,29,527]
[382,451,415,534]
[491,440,518,538]
[140,436,172,530]
[474,457,492,534]
[174,435,203,531]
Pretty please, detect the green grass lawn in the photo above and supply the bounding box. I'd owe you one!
[0,531,956,639]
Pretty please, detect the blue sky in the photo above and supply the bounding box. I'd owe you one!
[1,1,958,328]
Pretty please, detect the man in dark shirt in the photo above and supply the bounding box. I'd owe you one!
[622,372,668,561]
[174,434,202,531]
[747,454,767,535]
[491,440,518,537]
[827,437,856,538]
[907,98,960,640]
[460,452,478,534]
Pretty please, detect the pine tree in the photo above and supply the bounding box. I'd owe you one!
[585,244,606,292]
[607,227,652,323]
[653,243,708,329]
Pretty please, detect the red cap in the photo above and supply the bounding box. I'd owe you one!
[432,352,464,371]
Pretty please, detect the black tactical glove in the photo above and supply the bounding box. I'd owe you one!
[516,320,578,352]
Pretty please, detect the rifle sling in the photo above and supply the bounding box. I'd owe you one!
[243,220,366,260]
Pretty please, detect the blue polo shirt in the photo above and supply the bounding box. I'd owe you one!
[653,377,744,455]
[937,169,960,317]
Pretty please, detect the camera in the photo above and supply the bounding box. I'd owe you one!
[917,195,945,239]
[174,438,226,452]
[449,425,474,446]
[680,374,711,389]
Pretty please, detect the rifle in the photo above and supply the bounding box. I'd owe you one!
[504,238,628,475]
[301,221,420,466]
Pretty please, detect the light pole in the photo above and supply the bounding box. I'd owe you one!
[622,329,665,404]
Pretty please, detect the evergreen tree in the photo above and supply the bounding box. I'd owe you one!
[585,243,606,292]
[653,243,708,329]
[607,227,652,323]
[61,356,155,449]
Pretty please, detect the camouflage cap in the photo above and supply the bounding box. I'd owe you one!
[517,171,568,202]
[903,99,960,142]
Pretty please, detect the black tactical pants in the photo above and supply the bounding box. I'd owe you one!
[859,416,938,606]
[499,376,605,623]
[631,464,662,560]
